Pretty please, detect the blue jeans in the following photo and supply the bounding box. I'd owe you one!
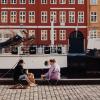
[19,74,27,81]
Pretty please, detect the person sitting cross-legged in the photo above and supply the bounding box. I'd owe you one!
[13,59,36,88]
[41,59,60,84]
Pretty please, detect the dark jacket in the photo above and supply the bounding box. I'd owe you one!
[13,64,26,81]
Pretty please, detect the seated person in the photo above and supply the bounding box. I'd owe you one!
[41,59,60,80]
[27,73,36,84]
[14,59,36,87]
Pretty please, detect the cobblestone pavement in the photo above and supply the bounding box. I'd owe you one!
[0,85,100,100]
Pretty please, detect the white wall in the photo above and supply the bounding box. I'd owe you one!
[0,55,67,69]
[87,38,100,49]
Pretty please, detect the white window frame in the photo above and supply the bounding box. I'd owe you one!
[41,0,47,4]
[78,11,84,23]
[69,11,75,23]
[29,11,35,23]
[1,11,8,23]
[90,11,97,23]
[29,0,35,4]
[41,11,48,23]
[20,0,26,4]
[10,0,17,4]
[50,30,57,40]
[19,11,26,23]
[1,0,7,4]
[50,11,57,23]
[78,0,84,4]
[41,30,48,41]
[69,0,75,4]
[59,30,66,40]
[54,30,57,40]
[89,30,97,38]
[90,0,97,5]
[50,0,57,4]
[59,11,66,23]
[10,11,17,23]
[59,0,66,4]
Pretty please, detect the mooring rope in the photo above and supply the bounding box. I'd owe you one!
[0,56,23,78]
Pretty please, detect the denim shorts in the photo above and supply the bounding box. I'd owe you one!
[19,74,27,80]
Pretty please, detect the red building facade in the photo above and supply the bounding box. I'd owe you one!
[0,0,87,53]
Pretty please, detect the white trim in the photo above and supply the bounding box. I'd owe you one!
[50,8,75,10]
[1,8,26,10]
[41,0,47,4]
[0,26,87,28]
[78,11,84,23]
[10,0,17,4]
[90,0,98,5]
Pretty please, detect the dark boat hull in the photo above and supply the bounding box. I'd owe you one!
[67,54,100,78]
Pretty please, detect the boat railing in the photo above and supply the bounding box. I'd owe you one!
[86,49,100,57]
[0,45,67,55]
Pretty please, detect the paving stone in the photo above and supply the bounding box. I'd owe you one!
[0,85,100,100]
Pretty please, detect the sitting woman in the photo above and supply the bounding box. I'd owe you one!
[41,59,60,80]
[14,59,36,87]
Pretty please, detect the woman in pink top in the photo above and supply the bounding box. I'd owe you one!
[42,59,60,80]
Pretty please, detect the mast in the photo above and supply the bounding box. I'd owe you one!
[51,21,54,47]
[75,20,78,38]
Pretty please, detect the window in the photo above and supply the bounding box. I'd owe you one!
[59,0,66,4]
[29,11,35,23]
[90,30,97,38]
[90,0,97,5]
[19,11,26,23]
[10,0,17,4]
[78,11,84,23]
[54,30,57,40]
[78,0,84,4]
[90,12,97,23]
[69,11,75,23]
[41,11,47,23]
[59,11,66,23]
[69,0,75,4]
[50,0,57,4]
[41,30,48,40]
[29,0,35,4]
[10,11,17,23]
[59,30,66,40]
[50,30,57,40]
[1,11,8,23]
[29,30,35,37]
[20,0,26,4]
[1,0,7,4]
[50,11,57,23]
[41,0,47,4]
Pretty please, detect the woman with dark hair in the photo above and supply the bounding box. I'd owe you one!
[41,59,60,80]
[14,59,36,87]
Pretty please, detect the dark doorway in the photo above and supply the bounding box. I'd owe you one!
[69,31,84,53]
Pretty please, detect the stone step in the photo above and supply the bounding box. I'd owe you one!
[0,78,100,85]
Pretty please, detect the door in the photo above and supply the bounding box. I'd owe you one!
[69,31,84,53]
